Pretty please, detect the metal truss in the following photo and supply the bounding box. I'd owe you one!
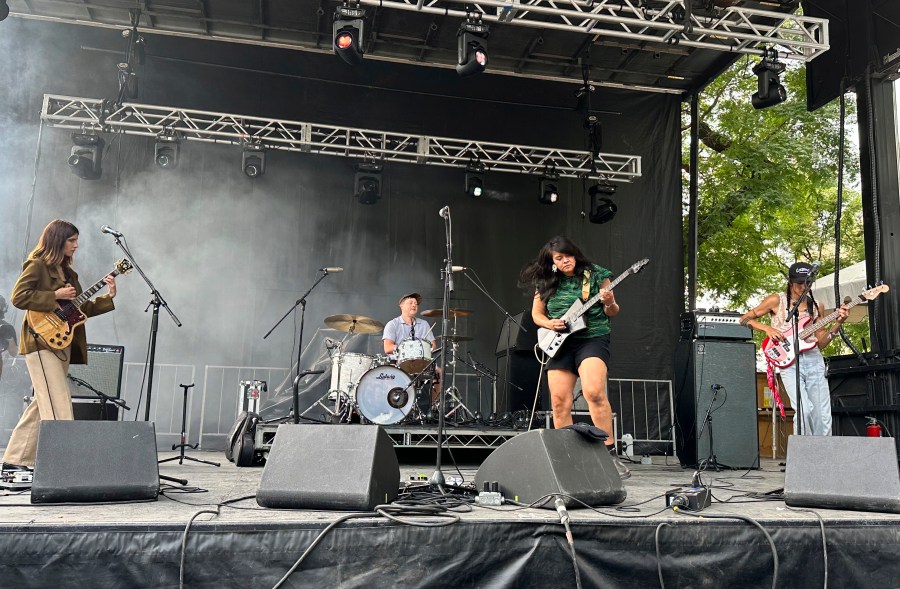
[384,426,521,448]
[40,94,642,181]
[364,0,829,62]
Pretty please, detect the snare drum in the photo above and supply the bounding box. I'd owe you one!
[355,365,414,424]
[329,352,375,398]
[396,338,432,374]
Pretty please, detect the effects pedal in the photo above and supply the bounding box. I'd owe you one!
[475,480,503,506]
[0,469,34,491]
[665,486,711,511]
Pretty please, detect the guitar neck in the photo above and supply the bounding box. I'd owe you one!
[72,270,119,307]
[798,295,864,339]
[571,271,630,320]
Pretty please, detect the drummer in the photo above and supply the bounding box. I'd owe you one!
[383,292,437,357]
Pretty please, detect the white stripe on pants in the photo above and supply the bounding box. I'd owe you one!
[2,347,72,467]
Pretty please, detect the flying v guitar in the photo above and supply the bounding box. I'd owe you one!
[26,258,133,350]
[761,282,889,368]
[537,258,649,358]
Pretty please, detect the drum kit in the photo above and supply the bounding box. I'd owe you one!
[318,308,477,425]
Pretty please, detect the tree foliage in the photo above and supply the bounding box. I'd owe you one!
[683,56,868,353]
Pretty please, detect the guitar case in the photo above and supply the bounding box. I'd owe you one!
[225,411,259,467]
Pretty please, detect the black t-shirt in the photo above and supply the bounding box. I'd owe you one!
[0,320,16,352]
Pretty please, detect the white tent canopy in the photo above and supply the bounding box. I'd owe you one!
[810,260,869,322]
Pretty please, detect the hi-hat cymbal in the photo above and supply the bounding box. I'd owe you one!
[421,308,472,318]
[323,314,384,334]
[436,334,474,342]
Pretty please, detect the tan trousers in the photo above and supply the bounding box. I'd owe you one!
[2,348,72,467]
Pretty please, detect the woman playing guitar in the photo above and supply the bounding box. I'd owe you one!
[739,262,848,436]
[2,220,116,472]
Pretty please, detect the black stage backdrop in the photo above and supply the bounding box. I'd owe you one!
[0,19,682,442]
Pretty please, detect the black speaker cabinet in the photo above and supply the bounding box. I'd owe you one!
[785,435,900,513]
[674,339,759,469]
[32,421,159,503]
[475,429,626,508]
[256,424,400,510]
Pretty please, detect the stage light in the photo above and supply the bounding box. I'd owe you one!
[242,144,266,178]
[333,5,366,66]
[751,52,787,109]
[67,133,105,180]
[539,168,560,205]
[154,133,180,169]
[456,16,489,77]
[355,162,382,204]
[465,160,485,198]
[0,1,9,22]
[588,183,618,224]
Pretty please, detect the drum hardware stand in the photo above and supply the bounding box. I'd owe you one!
[262,268,338,424]
[105,230,182,421]
[159,383,220,468]
[442,340,476,422]
[453,268,524,415]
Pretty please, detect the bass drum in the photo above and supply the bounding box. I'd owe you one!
[355,365,414,425]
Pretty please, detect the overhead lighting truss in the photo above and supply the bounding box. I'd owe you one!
[361,0,829,62]
[40,95,642,182]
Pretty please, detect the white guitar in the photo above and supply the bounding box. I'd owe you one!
[536,258,649,358]
[761,282,888,368]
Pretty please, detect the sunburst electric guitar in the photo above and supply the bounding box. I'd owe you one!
[761,282,889,369]
[536,258,649,358]
[26,259,133,350]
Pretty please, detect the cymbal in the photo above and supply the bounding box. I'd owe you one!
[421,308,472,318]
[436,334,474,343]
[323,314,384,334]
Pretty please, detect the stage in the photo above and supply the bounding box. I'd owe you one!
[1,449,898,588]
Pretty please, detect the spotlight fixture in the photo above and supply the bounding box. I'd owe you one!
[751,50,787,109]
[539,168,560,205]
[333,4,366,66]
[242,143,266,178]
[456,14,489,77]
[355,162,382,204]
[0,1,9,22]
[154,132,180,169]
[465,160,485,198]
[67,133,105,181]
[588,183,618,224]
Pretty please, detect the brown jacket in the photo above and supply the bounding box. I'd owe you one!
[11,258,115,364]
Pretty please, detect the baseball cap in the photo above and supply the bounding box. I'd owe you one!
[399,292,421,305]
[789,262,814,282]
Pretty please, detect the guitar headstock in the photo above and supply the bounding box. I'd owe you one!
[862,281,889,300]
[115,258,134,276]
[629,258,650,274]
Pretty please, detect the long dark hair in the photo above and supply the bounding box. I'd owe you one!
[519,236,593,302]
[30,219,79,269]
[785,278,818,320]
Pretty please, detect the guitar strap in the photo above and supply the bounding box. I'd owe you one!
[581,269,591,302]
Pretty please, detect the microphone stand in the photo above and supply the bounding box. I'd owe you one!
[458,270,524,415]
[786,272,818,436]
[108,234,182,422]
[432,207,453,491]
[696,385,722,471]
[263,270,334,424]
[67,375,130,419]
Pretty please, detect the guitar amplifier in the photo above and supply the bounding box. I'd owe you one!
[680,311,752,341]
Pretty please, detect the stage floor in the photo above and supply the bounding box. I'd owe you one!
[1,449,899,588]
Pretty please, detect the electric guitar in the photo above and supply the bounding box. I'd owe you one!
[761,282,889,368]
[26,259,133,350]
[537,258,649,358]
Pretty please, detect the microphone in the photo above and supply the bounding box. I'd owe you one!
[811,261,820,272]
[451,266,468,272]
[100,225,123,238]
[439,206,450,219]
[320,267,344,273]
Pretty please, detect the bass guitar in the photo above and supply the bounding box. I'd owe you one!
[761,282,889,368]
[26,259,133,350]
[537,258,649,358]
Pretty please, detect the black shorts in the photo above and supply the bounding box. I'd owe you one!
[546,335,611,374]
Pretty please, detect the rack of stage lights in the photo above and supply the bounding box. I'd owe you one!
[40,95,642,182]
[369,0,829,62]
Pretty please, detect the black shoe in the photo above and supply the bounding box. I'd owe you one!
[2,462,33,472]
